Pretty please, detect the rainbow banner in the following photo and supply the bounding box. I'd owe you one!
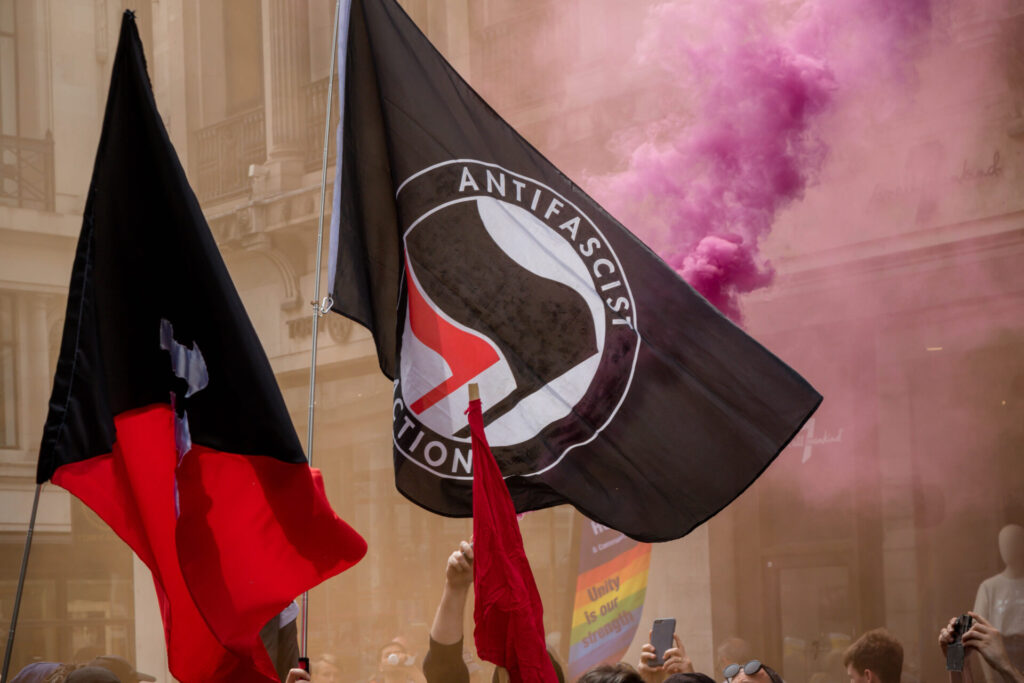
[567,518,652,679]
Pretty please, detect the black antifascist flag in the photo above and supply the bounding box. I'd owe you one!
[328,0,821,542]
[38,13,366,682]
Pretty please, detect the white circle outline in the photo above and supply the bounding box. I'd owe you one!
[393,159,642,480]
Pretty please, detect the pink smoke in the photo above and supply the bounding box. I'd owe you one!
[590,0,931,322]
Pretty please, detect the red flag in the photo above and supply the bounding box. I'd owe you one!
[469,396,558,683]
[37,13,366,681]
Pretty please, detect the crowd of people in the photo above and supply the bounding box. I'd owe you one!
[278,539,1023,683]
[12,529,1024,683]
[10,655,155,683]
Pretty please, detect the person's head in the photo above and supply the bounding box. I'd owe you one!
[547,647,566,683]
[12,662,76,683]
[717,638,753,675]
[313,654,340,683]
[86,656,155,683]
[65,667,122,683]
[492,649,565,683]
[999,524,1024,571]
[842,629,903,683]
[378,640,409,673]
[724,660,784,683]
[665,674,716,683]
[576,662,643,683]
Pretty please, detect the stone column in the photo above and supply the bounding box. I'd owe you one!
[15,0,53,139]
[621,525,716,674]
[134,555,175,682]
[151,0,191,167]
[19,293,51,450]
[260,0,310,194]
[877,358,921,674]
[444,0,471,77]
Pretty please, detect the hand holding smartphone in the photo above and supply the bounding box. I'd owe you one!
[650,618,677,668]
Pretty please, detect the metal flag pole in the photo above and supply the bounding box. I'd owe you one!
[2,483,43,680]
[300,0,344,663]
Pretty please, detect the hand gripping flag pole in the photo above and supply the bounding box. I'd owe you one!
[1,483,42,680]
[301,0,345,663]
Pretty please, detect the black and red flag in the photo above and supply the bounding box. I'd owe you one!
[38,12,366,682]
[328,0,822,542]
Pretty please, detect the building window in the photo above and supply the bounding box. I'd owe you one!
[0,0,15,137]
[223,0,264,115]
[0,293,16,448]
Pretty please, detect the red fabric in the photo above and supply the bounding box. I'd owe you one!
[52,404,367,683]
[406,264,499,414]
[469,399,558,683]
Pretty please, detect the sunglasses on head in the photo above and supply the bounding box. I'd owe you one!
[724,660,763,680]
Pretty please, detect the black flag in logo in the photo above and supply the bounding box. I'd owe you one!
[328,0,822,542]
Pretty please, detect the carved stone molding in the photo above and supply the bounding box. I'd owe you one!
[213,221,303,311]
[263,191,319,230]
[286,314,352,343]
[240,236,303,311]
[209,205,264,246]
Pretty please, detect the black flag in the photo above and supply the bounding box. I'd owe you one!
[328,0,821,542]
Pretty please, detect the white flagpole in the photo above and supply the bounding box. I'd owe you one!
[301,0,344,662]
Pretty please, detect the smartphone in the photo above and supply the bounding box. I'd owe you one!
[650,618,676,667]
[946,613,975,672]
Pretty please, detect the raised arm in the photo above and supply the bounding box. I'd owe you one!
[941,613,1024,683]
[639,633,693,683]
[963,613,1024,683]
[423,541,474,683]
[431,540,474,644]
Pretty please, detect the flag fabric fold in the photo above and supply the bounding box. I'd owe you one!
[329,0,822,541]
[469,397,558,683]
[38,12,367,682]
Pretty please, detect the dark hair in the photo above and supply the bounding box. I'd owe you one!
[665,674,716,683]
[843,629,903,683]
[491,654,566,683]
[576,662,643,683]
[551,649,566,683]
[762,664,784,683]
[64,667,122,683]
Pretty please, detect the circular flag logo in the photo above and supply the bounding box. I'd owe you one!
[392,160,639,479]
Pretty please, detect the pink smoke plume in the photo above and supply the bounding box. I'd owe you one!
[590,0,931,322]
